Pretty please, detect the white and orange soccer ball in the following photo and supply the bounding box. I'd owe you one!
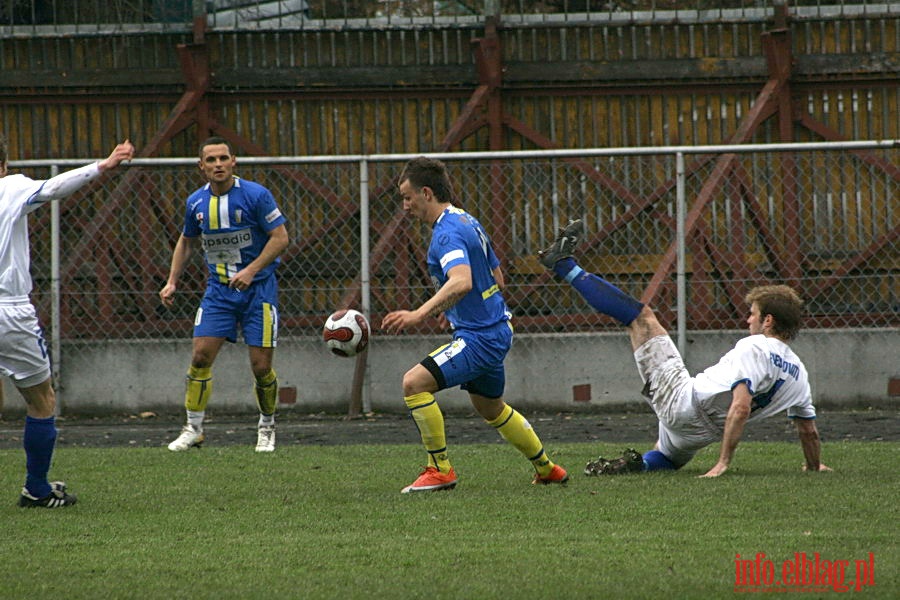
[323,309,370,357]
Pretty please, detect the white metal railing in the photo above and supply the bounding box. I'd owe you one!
[1,1,897,36]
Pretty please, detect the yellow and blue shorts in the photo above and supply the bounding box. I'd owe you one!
[194,277,278,347]
[420,320,513,399]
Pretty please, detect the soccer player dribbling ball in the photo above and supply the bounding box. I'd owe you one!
[381,156,568,493]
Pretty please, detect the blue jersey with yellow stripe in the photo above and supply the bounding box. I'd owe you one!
[428,205,511,331]
[183,176,287,285]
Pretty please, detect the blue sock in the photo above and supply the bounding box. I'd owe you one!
[24,416,57,497]
[642,449,677,471]
[552,258,644,325]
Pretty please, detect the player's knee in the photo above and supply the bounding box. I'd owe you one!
[250,358,274,377]
[24,391,56,418]
[633,306,666,336]
[401,374,418,397]
[190,354,215,369]
[401,370,431,397]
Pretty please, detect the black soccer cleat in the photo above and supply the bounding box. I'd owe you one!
[18,482,78,508]
[584,448,644,476]
[538,219,584,268]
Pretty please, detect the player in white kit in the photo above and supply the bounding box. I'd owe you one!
[0,134,134,507]
[538,219,831,477]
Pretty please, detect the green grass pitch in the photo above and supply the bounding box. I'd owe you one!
[1,442,896,599]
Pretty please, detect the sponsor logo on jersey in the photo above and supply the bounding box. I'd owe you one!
[264,208,282,223]
[201,229,252,251]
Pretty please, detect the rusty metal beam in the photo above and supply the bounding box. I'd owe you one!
[62,41,211,279]
[641,9,790,306]
[798,113,900,183]
[805,222,900,306]
[502,114,642,206]
[438,84,490,149]
[641,87,779,304]
[731,161,790,279]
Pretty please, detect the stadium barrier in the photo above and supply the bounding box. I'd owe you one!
[8,141,898,412]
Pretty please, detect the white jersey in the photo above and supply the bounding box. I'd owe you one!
[0,174,44,298]
[1,162,102,385]
[0,163,101,298]
[691,334,816,426]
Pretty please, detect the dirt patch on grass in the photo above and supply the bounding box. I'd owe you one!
[1,407,895,450]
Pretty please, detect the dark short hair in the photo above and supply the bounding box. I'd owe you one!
[398,156,455,203]
[745,284,804,340]
[199,136,234,158]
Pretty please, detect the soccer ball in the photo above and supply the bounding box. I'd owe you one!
[323,309,370,357]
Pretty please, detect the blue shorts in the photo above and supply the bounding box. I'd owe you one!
[421,320,513,399]
[194,276,279,347]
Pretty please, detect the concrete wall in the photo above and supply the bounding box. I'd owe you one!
[2,329,895,416]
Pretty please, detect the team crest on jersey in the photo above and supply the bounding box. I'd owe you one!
[235,209,243,224]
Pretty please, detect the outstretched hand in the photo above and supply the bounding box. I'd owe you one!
[699,462,729,478]
[98,140,135,172]
[381,310,423,334]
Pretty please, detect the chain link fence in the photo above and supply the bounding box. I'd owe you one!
[15,143,899,361]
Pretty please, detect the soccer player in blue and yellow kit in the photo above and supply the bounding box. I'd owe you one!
[382,156,568,493]
[160,137,288,453]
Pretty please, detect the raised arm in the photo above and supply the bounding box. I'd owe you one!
[30,140,134,205]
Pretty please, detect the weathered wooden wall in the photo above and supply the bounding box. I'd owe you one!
[0,10,896,159]
[1,9,897,336]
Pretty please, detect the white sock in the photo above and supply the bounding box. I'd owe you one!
[258,413,275,428]
[187,410,205,430]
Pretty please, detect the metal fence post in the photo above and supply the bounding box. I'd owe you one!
[675,151,687,358]
[50,164,61,414]
[359,158,371,413]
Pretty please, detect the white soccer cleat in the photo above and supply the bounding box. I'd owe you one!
[255,425,276,453]
[168,424,204,451]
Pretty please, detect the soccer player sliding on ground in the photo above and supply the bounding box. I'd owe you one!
[538,219,831,477]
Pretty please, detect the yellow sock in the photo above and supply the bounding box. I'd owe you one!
[255,368,278,416]
[489,404,555,477]
[404,392,451,473]
[185,366,212,412]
